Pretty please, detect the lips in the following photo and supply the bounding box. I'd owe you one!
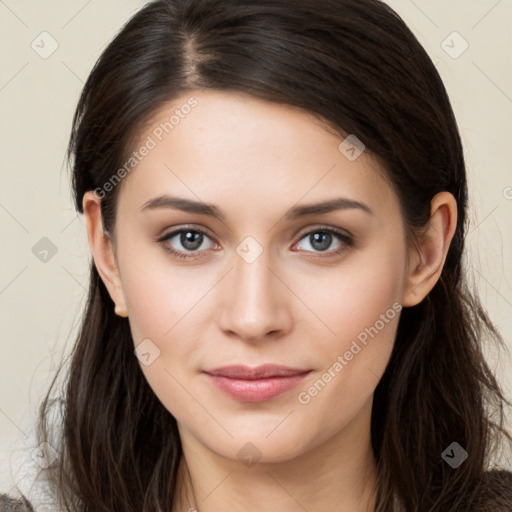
[202,364,312,402]
[203,364,310,379]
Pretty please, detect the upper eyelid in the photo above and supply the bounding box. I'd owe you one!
[158,225,212,240]
[298,225,352,239]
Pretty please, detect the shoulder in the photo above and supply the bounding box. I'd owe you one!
[472,469,512,511]
[4,396,66,512]
[0,494,34,512]
[482,468,512,491]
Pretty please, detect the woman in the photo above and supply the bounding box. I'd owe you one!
[2,0,511,510]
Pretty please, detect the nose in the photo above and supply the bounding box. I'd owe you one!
[218,249,293,343]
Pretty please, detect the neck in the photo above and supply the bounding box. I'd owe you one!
[173,396,379,512]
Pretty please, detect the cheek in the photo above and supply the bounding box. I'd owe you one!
[118,238,213,343]
[292,243,405,427]
[295,238,406,349]
[117,248,211,423]
[115,238,224,401]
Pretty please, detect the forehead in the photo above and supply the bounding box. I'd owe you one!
[119,89,397,218]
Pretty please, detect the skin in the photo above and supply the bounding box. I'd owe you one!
[83,89,457,511]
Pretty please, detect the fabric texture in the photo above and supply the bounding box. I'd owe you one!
[0,495,34,512]
[2,398,63,512]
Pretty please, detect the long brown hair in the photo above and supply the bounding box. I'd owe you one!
[36,0,511,510]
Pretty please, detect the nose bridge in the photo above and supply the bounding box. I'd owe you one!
[219,243,290,341]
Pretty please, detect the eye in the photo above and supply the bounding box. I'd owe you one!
[293,227,353,256]
[157,225,354,261]
[157,227,217,260]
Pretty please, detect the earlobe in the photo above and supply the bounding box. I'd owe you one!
[82,191,128,316]
[402,191,458,307]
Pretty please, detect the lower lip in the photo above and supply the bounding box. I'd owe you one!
[204,372,311,402]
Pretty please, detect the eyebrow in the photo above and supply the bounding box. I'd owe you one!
[140,195,373,221]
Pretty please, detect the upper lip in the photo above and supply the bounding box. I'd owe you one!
[203,364,311,380]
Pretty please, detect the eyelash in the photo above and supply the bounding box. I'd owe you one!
[156,226,354,260]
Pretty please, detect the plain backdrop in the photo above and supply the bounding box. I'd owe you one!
[1,0,511,491]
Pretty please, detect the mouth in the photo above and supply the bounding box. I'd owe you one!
[202,364,312,402]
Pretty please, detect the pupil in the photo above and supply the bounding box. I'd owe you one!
[312,232,331,251]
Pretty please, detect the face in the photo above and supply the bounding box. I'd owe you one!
[99,89,412,463]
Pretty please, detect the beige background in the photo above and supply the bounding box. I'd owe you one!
[1,0,511,491]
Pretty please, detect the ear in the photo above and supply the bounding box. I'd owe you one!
[82,191,128,317]
[402,191,458,307]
